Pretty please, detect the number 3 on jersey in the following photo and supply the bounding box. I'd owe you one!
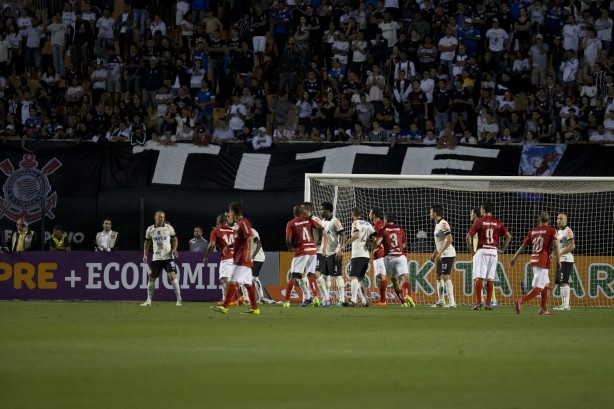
[390,233,398,248]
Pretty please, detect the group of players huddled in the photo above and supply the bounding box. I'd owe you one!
[139,199,576,315]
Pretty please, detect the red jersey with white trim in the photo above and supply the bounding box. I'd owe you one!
[468,215,508,250]
[377,224,406,257]
[210,225,235,260]
[373,220,385,259]
[233,217,254,267]
[286,216,320,256]
[523,225,557,268]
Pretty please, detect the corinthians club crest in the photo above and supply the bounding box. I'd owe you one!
[0,154,62,224]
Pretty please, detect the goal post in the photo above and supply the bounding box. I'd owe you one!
[305,174,614,307]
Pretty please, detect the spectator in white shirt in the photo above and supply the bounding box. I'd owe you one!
[46,14,67,77]
[595,8,613,53]
[252,127,273,150]
[590,124,614,143]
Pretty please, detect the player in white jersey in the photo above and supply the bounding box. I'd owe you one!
[319,201,346,307]
[141,211,182,306]
[430,204,457,308]
[337,207,373,307]
[554,213,576,311]
[250,227,277,304]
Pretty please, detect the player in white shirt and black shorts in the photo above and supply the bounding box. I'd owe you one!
[337,207,373,307]
[141,211,182,306]
[250,227,276,304]
[554,213,576,311]
[430,204,457,308]
[319,202,346,307]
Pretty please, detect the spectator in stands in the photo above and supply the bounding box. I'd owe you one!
[252,126,273,150]
[47,225,71,251]
[95,8,115,59]
[189,226,209,252]
[95,219,119,252]
[11,219,38,252]
[278,40,300,99]
[212,119,234,144]
[142,57,164,110]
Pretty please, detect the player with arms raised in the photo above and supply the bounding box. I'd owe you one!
[319,201,346,307]
[373,213,416,308]
[554,213,576,311]
[283,205,322,307]
[466,201,512,310]
[336,207,373,307]
[141,210,182,306]
[369,207,388,306]
[211,202,260,314]
[204,213,236,304]
[430,204,456,308]
[510,211,561,315]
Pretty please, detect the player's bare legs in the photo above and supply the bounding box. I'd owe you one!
[299,276,312,306]
[375,273,388,306]
[142,275,156,306]
[515,285,552,315]
[398,274,416,307]
[473,278,485,310]
[314,271,329,305]
[346,276,360,306]
[168,271,182,305]
[556,283,571,310]
[433,273,444,307]
[283,272,306,307]
[442,274,456,308]
[307,272,320,305]
[485,279,494,309]
[219,277,229,304]
[391,276,412,307]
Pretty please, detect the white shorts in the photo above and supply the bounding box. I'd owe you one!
[473,248,498,280]
[219,259,234,280]
[230,265,253,286]
[373,258,386,276]
[384,255,409,278]
[291,254,317,275]
[253,36,266,53]
[531,266,550,289]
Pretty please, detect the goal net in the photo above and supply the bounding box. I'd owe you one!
[305,174,614,308]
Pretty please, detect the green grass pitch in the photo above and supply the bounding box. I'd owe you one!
[1,301,613,409]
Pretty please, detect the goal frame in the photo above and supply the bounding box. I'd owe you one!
[304,174,614,307]
[305,174,614,202]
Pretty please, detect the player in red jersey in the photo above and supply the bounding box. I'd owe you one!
[211,202,260,315]
[204,213,236,304]
[302,201,324,305]
[466,201,512,310]
[372,213,416,308]
[509,211,561,315]
[369,207,388,306]
[283,205,322,308]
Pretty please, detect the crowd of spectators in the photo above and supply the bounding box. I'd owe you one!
[2,0,614,150]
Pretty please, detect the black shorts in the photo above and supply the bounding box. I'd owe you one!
[436,257,455,276]
[349,257,370,278]
[252,261,264,277]
[315,254,326,273]
[150,259,177,279]
[322,254,342,277]
[556,262,574,285]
